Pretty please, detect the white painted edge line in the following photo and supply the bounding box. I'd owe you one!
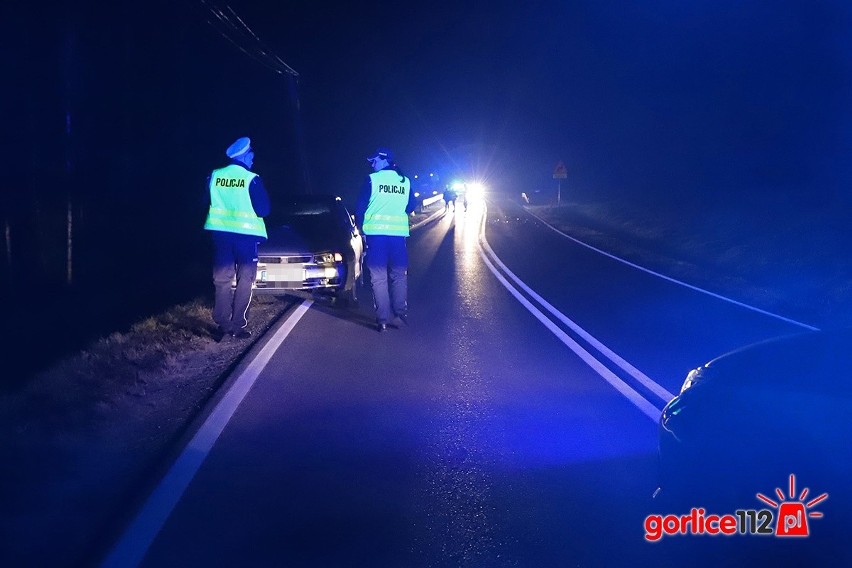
[101,299,314,568]
[523,206,819,332]
[477,205,662,422]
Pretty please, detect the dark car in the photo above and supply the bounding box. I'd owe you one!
[656,330,852,518]
[247,195,363,304]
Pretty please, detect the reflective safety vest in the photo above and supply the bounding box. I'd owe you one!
[362,169,411,237]
[204,164,267,239]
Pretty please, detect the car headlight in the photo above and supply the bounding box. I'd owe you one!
[679,366,705,394]
[314,252,344,265]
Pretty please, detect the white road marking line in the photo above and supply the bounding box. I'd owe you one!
[479,248,662,421]
[480,236,675,404]
[101,300,313,568]
[477,204,664,421]
[523,206,819,331]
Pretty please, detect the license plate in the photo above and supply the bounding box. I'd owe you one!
[264,267,305,282]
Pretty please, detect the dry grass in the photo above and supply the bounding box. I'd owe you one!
[2,300,222,434]
[0,295,294,566]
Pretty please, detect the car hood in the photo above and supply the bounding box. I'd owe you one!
[699,329,852,396]
[260,224,346,256]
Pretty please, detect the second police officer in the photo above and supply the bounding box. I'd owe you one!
[355,148,417,332]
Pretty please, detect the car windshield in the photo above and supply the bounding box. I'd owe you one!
[281,201,333,216]
[272,199,336,229]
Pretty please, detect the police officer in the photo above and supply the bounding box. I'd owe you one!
[204,136,270,340]
[355,147,417,332]
[444,184,458,211]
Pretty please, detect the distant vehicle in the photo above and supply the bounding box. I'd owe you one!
[414,190,439,210]
[656,330,852,514]
[408,172,442,213]
[241,195,364,305]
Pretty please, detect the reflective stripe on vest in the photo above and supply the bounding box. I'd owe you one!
[362,170,410,236]
[204,165,267,238]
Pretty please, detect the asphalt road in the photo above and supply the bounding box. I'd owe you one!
[105,197,821,567]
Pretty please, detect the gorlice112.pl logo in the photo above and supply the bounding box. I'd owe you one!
[755,474,828,537]
[644,474,828,542]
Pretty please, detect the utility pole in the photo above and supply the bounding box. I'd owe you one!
[288,74,311,193]
[63,23,76,285]
[203,1,307,190]
[4,219,10,272]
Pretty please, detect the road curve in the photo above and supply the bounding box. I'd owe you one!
[106,197,812,567]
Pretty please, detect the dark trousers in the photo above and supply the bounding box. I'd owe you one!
[365,235,408,324]
[211,232,258,332]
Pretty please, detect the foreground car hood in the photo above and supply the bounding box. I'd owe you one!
[260,224,346,256]
[658,329,852,508]
[699,329,852,395]
[662,329,852,442]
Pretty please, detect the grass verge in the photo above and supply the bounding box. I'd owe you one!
[0,295,295,566]
[526,197,852,329]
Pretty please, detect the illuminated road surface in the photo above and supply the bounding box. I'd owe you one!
[123,198,819,567]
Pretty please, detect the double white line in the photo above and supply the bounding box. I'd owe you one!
[477,205,674,422]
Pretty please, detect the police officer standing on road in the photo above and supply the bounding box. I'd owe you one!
[355,148,417,332]
[204,136,270,340]
[444,184,457,211]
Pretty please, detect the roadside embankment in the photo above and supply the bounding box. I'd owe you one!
[525,198,852,330]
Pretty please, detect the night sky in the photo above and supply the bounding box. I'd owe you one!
[252,0,852,202]
[4,1,852,368]
[10,1,852,205]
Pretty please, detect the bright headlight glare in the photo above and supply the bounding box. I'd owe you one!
[467,183,485,198]
[333,252,343,262]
